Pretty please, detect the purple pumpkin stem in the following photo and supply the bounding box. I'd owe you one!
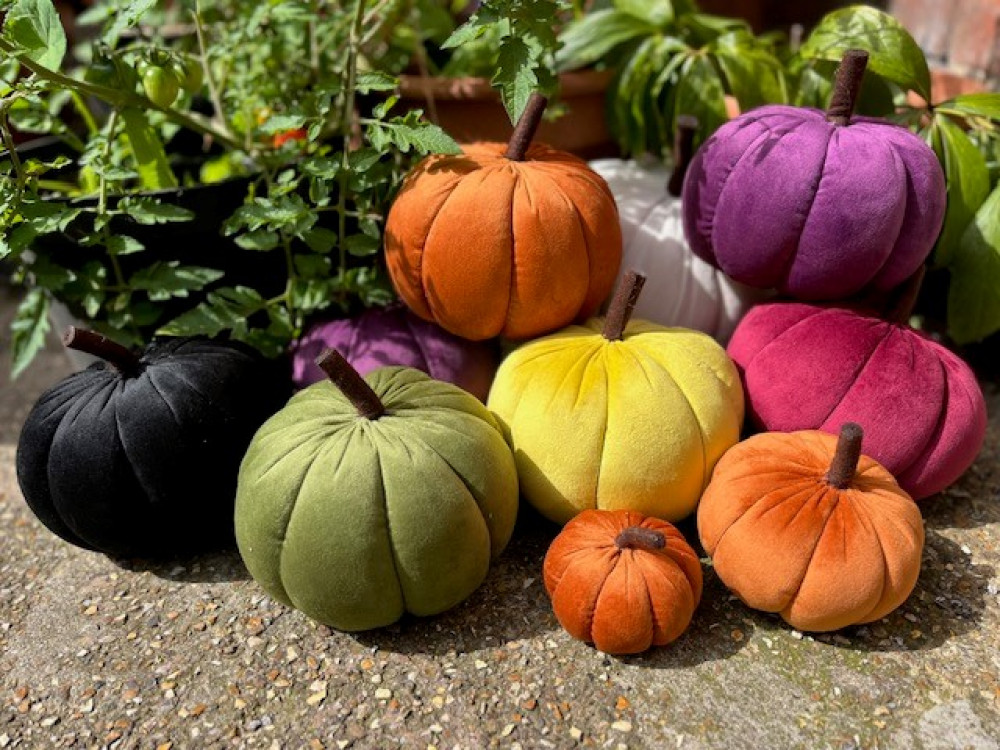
[615,526,666,551]
[603,270,647,341]
[668,115,699,197]
[884,265,927,325]
[825,422,865,489]
[827,49,869,126]
[505,92,549,162]
[62,326,141,375]
[315,348,385,419]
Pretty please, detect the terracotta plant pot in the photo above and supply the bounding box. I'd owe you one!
[396,69,618,160]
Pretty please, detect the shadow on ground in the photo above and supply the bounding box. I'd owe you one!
[112,546,252,583]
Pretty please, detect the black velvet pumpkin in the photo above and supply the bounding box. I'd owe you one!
[15,330,291,558]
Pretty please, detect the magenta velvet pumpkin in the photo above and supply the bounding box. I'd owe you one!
[727,300,986,500]
[682,53,945,300]
[291,305,498,401]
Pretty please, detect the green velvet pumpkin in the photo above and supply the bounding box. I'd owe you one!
[234,351,519,631]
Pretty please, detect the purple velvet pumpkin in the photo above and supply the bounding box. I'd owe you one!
[682,51,945,300]
[727,290,986,501]
[291,305,498,401]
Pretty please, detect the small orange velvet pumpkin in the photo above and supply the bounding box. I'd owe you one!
[543,509,703,655]
[698,423,925,633]
[385,93,623,341]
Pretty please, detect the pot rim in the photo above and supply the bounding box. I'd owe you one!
[397,68,613,101]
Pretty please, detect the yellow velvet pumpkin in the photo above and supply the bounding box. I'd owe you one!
[488,271,745,524]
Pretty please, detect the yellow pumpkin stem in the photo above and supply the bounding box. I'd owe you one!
[602,270,647,341]
[62,326,142,375]
[315,348,385,419]
[826,49,869,126]
[667,115,698,197]
[505,92,549,161]
[615,526,666,551]
[825,422,865,489]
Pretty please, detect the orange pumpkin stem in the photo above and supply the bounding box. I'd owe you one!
[62,326,141,375]
[615,526,666,551]
[884,265,926,325]
[825,422,865,489]
[602,270,647,341]
[505,92,549,161]
[315,348,385,419]
[827,49,868,126]
[667,115,699,197]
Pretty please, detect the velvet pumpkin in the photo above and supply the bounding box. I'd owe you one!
[385,92,622,341]
[682,50,945,300]
[488,271,744,524]
[235,350,519,631]
[698,423,925,632]
[590,117,764,342]
[291,304,498,400]
[727,270,987,500]
[15,328,291,558]
[543,509,703,655]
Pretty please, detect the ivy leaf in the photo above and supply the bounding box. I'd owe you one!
[948,183,1000,344]
[799,5,931,101]
[120,197,195,224]
[930,114,991,268]
[2,0,66,69]
[936,93,1000,121]
[555,9,657,71]
[129,262,224,301]
[10,288,50,379]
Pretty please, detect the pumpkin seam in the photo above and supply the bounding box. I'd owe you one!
[895,335,950,483]
[816,325,896,433]
[370,428,410,613]
[502,168,522,335]
[865,137,912,288]
[844,492,891,624]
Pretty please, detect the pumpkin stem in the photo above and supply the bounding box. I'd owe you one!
[615,526,666,551]
[825,422,865,489]
[602,270,647,341]
[884,265,926,325]
[667,115,699,197]
[62,326,142,375]
[826,49,869,126]
[505,92,548,161]
[315,348,385,419]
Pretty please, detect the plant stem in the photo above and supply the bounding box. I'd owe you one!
[192,0,233,141]
[69,91,99,136]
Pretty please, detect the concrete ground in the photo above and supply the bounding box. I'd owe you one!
[1,281,998,750]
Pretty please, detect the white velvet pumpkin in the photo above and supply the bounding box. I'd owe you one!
[590,156,766,342]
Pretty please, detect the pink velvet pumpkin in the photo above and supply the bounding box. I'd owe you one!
[727,278,986,500]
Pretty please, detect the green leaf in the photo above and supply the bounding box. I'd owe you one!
[120,197,195,224]
[355,72,398,94]
[234,229,280,251]
[555,10,656,71]
[344,233,380,257]
[948,183,1000,343]
[712,31,788,109]
[103,0,156,45]
[106,235,145,256]
[931,115,991,267]
[301,226,337,254]
[799,5,931,101]
[258,115,308,135]
[494,36,538,124]
[937,93,1000,121]
[672,53,728,151]
[2,0,67,69]
[129,262,224,301]
[10,288,49,378]
[614,0,681,26]
[120,108,178,190]
[367,118,462,155]
[157,286,265,337]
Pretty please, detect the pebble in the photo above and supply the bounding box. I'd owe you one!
[611,720,632,733]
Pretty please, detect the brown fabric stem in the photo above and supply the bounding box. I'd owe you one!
[825,422,864,489]
[884,265,926,325]
[505,92,548,161]
[315,348,385,419]
[62,326,141,374]
[602,270,647,341]
[667,115,699,197]
[615,526,666,551]
[827,49,869,125]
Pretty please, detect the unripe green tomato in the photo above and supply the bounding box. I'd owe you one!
[142,66,180,108]
[172,58,204,95]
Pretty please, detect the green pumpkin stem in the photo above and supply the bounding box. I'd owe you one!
[615,526,666,551]
[505,92,548,162]
[827,49,869,126]
[825,422,865,489]
[315,348,385,419]
[603,270,647,341]
[62,326,141,375]
[884,265,926,325]
[667,115,699,197]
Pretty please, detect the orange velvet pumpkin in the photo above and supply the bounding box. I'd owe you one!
[543,509,703,655]
[385,93,623,341]
[698,423,925,632]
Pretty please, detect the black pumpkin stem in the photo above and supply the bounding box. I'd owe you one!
[667,115,699,197]
[603,270,646,341]
[615,526,666,551]
[825,422,865,489]
[884,265,927,325]
[315,348,385,419]
[62,326,141,375]
[827,49,869,126]
[505,92,548,162]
